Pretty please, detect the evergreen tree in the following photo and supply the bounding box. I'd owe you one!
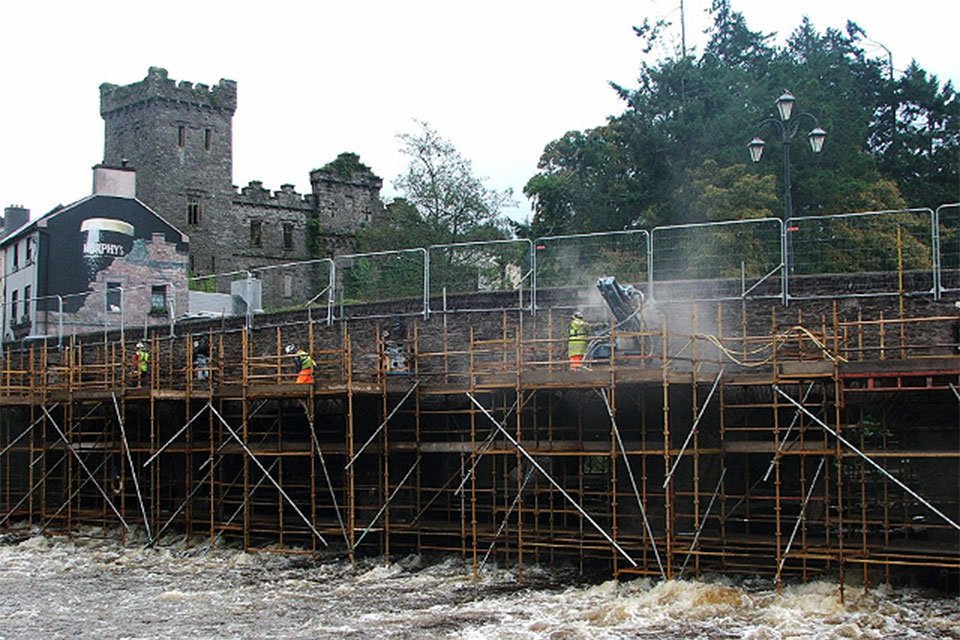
[524,0,953,235]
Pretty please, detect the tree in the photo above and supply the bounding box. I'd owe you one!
[872,62,958,208]
[356,198,430,251]
[523,115,670,236]
[351,123,518,299]
[345,198,429,302]
[524,0,952,236]
[318,151,377,180]
[393,121,513,246]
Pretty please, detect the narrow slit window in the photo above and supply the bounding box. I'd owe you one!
[283,223,293,250]
[204,128,211,150]
[250,221,262,247]
[178,126,185,147]
[187,194,201,225]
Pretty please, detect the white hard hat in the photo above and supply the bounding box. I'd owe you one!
[136,341,144,349]
[285,344,296,354]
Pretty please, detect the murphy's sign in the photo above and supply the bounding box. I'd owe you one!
[30,195,189,314]
[81,218,135,257]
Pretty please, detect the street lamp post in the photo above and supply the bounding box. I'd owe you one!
[748,91,826,282]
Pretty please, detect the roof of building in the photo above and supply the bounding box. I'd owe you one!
[0,194,187,246]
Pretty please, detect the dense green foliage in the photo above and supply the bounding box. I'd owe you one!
[358,122,513,251]
[343,199,428,302]
[340,3,955,291]
[350,124,518,301]
[318,152,378,180]
[523,1,957,237]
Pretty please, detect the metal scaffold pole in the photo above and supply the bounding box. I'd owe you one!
[773,385,960,532]
[467,392,638,568]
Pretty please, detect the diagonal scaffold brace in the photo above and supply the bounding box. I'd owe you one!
[216,458,280,538]
[467,392,638,568]
[455,391,531,497]
[197,399,271,472]
[23,413,112,531]
[41,454,110,533]
[678,467,726,578]
[149,426,275,548]
[112,393,152,540]
[352,456,421,550]
[0,455,66,527]
[598,388,665,579]
[479,464,535,572]
[142,400,212,468]
[344,381,420,469]
[773,385,960,532]
[41,405,131,532]
[663,367,724,489]
[209,404,329,546]
[35,413,118,533]
[776,457,826,583]
[763,382,817,483]
[0,404,59,459]
[298,399,350,552]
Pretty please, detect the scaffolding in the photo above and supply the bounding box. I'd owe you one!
[0,301,957,591]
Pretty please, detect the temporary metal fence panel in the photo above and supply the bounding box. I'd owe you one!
[2,290,137,347]
[333,248,427,320]
[785,208,936,300]
[188,269,257,318]
[26,295,65,346]
[107,282,182,340]
[428,239,533,314]
[52,292,95,342]
[4,205,955,348]
[250,258,334,319]
[650,218,783,302]
[533,229,649,301]
[936,203,959,296]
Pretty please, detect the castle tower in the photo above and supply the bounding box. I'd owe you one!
[309,153,383,254]
[100,67,237,274]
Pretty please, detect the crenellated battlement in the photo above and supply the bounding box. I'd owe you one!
[99,66,237,116]
[97,68,381,293]
[234,181,313,210]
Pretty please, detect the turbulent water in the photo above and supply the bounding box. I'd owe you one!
[0,530,956,639]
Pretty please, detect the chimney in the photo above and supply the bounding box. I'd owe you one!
[2,205,30,239]
[92,163,137,198]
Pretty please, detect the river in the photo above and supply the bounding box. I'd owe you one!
[0,529,956,639]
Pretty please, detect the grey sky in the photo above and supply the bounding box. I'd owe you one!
[1,0,956,224]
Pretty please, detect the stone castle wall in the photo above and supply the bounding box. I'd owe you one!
[100,68,382,311]
[100,67,236,279]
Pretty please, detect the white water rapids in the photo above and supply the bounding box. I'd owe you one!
[0,529,956,639]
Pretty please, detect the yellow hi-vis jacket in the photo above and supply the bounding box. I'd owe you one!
[568,317,589,358]
[135,349,150,373]
[294,350,315,371]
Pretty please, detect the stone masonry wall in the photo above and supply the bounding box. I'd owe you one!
[310,169,383,234]
[210,273,959,387]
[100,68,382,285]
[101,68,237,278]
